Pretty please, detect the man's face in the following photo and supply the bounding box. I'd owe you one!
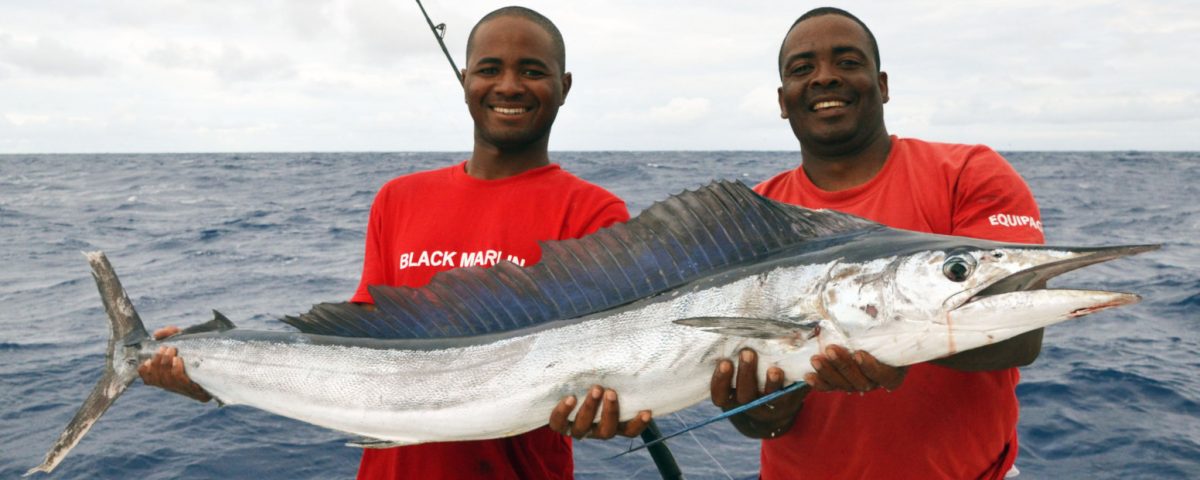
[777,15,889,153]
[463,16,571,151]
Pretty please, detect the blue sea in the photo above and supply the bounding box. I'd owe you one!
[1,151,1197,479]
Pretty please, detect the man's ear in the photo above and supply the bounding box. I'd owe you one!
[879,71,889,104]
[461,69,468,103]
[560,72,573,105]
[778,86,788,119]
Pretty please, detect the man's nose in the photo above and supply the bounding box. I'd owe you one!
[494,69,523,95]
[809,64,841,88]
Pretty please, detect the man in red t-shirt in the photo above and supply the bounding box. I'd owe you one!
[710,7,1044,479]
[138,6,651,479]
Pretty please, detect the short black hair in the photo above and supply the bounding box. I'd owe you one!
[778,7,881,75]
[466,6,566,73]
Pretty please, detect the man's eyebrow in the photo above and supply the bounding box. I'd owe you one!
[782,51,815,67]
[518,58,550,69]
[471,57,551,69]
[832,45,867,57]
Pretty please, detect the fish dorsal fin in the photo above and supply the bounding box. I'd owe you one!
[180,310,237,335]
[281,180,876,339]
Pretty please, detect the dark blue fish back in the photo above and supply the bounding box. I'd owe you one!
[280,180,874,339]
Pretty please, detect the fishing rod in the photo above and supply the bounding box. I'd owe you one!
[412,1,684,477]
[415,0,463,85]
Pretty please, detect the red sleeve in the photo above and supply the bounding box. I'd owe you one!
[351,186,390,304]
[573,199,629,238]
[951,147,1045,245]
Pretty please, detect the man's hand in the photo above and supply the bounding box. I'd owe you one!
[711,349,808,439]
[548,385,651,439]
[806,345,907,393]
[137,326,212,403]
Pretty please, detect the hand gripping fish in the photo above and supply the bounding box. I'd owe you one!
[28,181,1157,475]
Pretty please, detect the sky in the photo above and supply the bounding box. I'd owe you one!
[1,0,1197,153]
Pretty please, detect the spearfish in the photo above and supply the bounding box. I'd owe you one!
[28,181,1156,475]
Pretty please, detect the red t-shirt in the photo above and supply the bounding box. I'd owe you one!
[756,137,1044,480]
[351,161,629,480]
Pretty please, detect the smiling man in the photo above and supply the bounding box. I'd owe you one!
[710,7,1046,479]
[138,6,647,480]
[350,8,646,479]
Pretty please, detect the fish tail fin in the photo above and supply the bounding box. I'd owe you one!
[26,252,148,476]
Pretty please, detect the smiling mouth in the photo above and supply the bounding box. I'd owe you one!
[491,106,530,115]
[811,100,847,112]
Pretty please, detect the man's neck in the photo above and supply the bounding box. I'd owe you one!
[800,133,893,192]
[467,142,551,180]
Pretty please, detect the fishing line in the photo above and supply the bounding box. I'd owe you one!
[673,410,734,480]
[616,380,808,457]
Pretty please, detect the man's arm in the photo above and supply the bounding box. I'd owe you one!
[933,327,1043,371]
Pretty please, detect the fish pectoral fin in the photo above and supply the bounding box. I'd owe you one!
[673,316,817,340]
[345,437,419,449]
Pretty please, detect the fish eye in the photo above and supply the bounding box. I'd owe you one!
[942,253,977,282]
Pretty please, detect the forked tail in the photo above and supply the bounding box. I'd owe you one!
[26,251,150,476]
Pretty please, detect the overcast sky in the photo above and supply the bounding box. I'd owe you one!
[1,0,1197,153]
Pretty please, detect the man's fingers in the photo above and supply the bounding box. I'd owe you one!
[880,366,908,391]
[571,386,602,438]
[710,360,735,409]
[763,367,785,394]
[152,326,180,340]
[620,411,651,437]
[825,346,875,392]
[153,347,167,369]
[809,355,850,391]
[548,395,576,433]
[734,349,760,405]
[857,352,907,390]
[171,356,187,378]
[595,390,619,439]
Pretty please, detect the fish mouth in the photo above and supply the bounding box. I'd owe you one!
[970,244,1159,301]
[947,244,1159,326]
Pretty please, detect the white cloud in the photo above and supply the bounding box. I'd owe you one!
[342,0,450,63]
[1,0,1198,152]
[928,92,1200,126]
[0,33,107,77]
[649,98,711,124]
[738,85,780,119]
[144,43,296,83]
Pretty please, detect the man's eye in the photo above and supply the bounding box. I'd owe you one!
[523,69,546,77]
[790,65,812,75]
[477,67,499,75]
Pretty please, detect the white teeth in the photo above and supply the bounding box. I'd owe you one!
[813,101,846,111]
[493,107,527,115]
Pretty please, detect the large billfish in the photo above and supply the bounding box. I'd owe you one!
[29,181,1155,475]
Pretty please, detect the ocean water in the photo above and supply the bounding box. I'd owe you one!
[0,151,1196,479]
